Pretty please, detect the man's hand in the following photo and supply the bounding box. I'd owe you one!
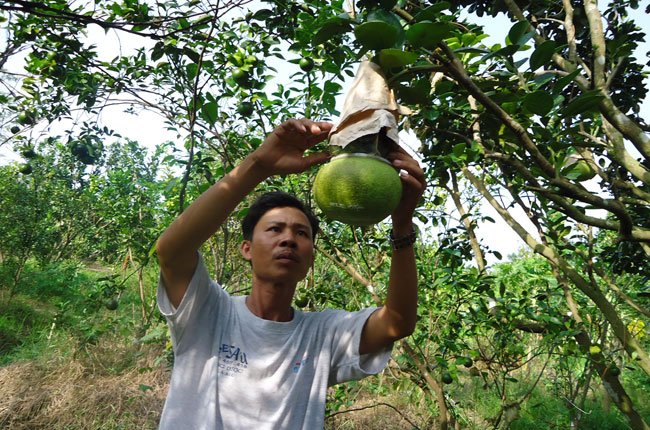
[251,118,333,177]
[386,144,427,228]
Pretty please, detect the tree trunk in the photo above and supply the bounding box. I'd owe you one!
[463,167,650,376]
[572,330,649,430]
[402,341,450,430]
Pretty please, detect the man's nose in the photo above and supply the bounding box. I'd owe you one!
[279,233,298,248]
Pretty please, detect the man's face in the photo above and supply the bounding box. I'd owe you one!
[240,206,315,286]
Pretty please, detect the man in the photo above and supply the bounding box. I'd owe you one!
[155,118,426,429]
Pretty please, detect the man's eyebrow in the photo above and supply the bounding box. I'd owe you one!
[266,220,311,231]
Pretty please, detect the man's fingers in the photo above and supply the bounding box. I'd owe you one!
[392,158,425,181]
[276,119,333,147]
[302,151,331,169]
[310,121,334,133]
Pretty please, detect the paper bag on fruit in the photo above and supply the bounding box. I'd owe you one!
[313,61,408,226]
[328,60,409,156]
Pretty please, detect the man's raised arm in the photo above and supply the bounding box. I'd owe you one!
[359,144,426,355]
[155,119,332,308]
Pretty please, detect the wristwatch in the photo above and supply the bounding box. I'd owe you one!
[390,228,417,250]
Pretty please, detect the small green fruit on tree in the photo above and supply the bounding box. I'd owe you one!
[232,68,252,88]
[21,147,37,159]
[17,111,37,126]
[354,9,405,51]
[237,101,254,116]
[105,299,119,311]
[299,57,314,72]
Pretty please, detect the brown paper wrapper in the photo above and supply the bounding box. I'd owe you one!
[329,61,409,150]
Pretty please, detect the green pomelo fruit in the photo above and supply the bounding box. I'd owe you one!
[17,111,36,125]
[232,68,252,88]
[299,57,314,72]
[313,153,402,226]
[21,148,37,159]
[237,101,254,116]
[105,298,118,311]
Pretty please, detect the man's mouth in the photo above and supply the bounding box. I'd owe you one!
[275,252,298,263]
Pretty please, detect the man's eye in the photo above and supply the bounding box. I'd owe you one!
[298,230,308,237]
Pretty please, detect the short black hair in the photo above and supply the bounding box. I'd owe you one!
[241,191,320,241]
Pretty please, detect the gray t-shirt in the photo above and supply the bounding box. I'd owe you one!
[157,255,392,430]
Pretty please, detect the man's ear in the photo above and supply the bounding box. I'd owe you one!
[240,240,252,261]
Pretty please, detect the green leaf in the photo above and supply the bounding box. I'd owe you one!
[406,21,452,49]
[151,41,165,61]
[396,78,431,104]
[183,47,201,64]
[312,16,353,45]
[481,45,519,62]
[553,69,580,94]
[507,21,533,46]
[377,49,418,69]
[413,2,451,21]
[186,63,198,80]
[250,9,273,21]
[452,142,466,159]
[530,40,556,71]
[201,101,218,126]
[562,91,604,116]
[523,91,554,116]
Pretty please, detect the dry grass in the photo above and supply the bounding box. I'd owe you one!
[0,339,169,430]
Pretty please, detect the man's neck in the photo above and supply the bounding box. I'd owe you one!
[246,279,296,322]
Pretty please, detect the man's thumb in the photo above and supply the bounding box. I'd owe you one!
[303,152,331,169]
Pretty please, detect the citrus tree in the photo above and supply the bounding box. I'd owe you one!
[1,0,649,428]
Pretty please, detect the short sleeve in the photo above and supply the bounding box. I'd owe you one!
[157,253,224,353]
[326,308,393,385]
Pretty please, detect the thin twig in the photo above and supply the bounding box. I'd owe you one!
[325,402,421,429]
